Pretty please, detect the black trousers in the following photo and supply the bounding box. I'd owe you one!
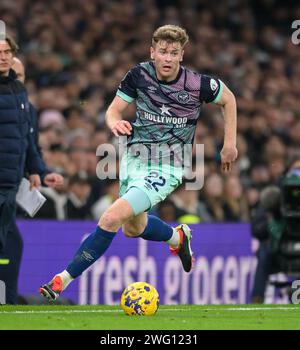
[0,189,23,304]
[251,240,280,302]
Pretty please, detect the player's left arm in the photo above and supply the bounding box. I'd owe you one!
[214,83,238,173]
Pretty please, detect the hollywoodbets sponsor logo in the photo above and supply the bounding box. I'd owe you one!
[141,110,187,128]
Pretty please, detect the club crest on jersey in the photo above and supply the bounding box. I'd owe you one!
[177,91,190,103]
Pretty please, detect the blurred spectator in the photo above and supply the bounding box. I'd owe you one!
[236,133,250,175]
[223,175,250,221]
[154,200,181,222]
[91,179,119,219]
[65,174,92,220]
[37,177,69,220]
[202,174,225,222]
[39,109,65,129]
[170,183,212,222]
[62,105,86,130]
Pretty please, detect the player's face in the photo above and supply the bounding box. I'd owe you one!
[0,41,14,75]
[150,40,184,82]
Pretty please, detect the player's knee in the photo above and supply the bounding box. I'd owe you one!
[99,211,122,232]
[122,223,141,238]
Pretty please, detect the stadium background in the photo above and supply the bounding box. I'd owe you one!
[1,0,300,304]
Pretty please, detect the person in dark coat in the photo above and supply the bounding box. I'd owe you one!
[0,38,63,304]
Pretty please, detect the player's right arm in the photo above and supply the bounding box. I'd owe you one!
[106,66,139,137]
[105,96,132,136]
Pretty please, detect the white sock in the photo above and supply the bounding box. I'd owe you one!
[166,228,180,248]
[57,270,74,291]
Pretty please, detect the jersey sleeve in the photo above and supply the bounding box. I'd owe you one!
[116,65,139,103]
[200,75,224,104]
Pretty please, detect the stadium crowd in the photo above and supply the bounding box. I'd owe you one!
[2,0,300,222]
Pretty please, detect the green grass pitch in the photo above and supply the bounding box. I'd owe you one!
[0,304,300,330]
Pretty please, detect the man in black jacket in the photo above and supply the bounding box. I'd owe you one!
[251,186,282,303]
[251,157,300,303]
[0,37,63,304]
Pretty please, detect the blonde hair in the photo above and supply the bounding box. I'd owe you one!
[152,25,189,48]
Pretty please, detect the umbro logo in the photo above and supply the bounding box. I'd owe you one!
[147,86,157,92]
[82,251,94,262]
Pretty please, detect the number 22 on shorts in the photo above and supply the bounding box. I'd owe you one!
[144,171,166,192]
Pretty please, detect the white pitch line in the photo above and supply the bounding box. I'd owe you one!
[0,307,299,315]
[204,307,300,311]
[0,309,123,314]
